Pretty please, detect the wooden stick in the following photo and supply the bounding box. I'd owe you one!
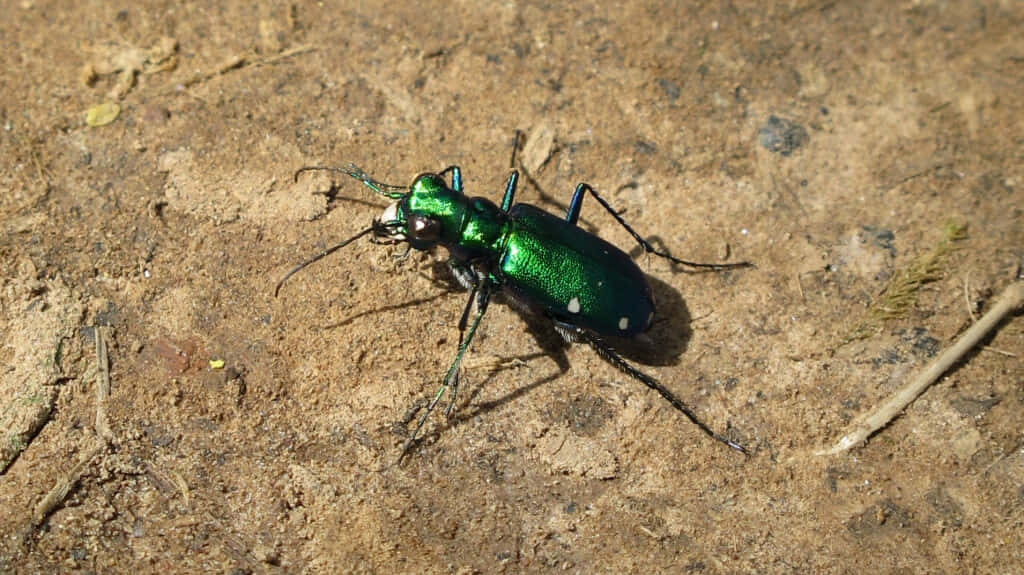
[819,281,1024,455]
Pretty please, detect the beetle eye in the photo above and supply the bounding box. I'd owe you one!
[407,214,441,243]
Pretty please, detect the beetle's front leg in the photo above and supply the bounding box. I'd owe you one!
[448,258,477,291]
[445,279,493,418]
[399,280,493,463]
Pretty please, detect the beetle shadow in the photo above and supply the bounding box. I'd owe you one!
[321,292,450,330]
[405,278,694,454]
[602,272,692,367]
[616,232,750,365]
[419,262,697,416]
[396,256,702,455]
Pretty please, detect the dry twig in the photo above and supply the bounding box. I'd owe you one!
[33,440,105,525]
[820,281,1024,455]
[33,326,116,528]
[94,326,113,442]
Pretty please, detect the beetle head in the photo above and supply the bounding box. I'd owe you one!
[373,199,444,250]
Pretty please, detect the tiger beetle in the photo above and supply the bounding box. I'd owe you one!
[277,135,752,462]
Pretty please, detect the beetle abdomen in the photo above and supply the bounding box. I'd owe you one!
[499,204,654,337]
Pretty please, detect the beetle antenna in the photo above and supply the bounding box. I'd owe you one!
[274,226,375,297]
[294,164,407,200]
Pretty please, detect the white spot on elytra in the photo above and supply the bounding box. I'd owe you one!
[619,316,629,330]
[414,219,426,231]
[567,297,581,314]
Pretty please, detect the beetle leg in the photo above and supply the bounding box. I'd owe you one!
[552,320,579,343]
[565,183,753,271]
[500,170,519,212]
[448,259,477,291]
[399,281,492,463]
[441,283,478,421]
[553,320,747,454]
[437,165,463,193]
[509,130,522,168]
[444,262,492,417]
[500,130,523,212]
[445,279,491,417]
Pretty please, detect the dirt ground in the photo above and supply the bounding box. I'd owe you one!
[2,1,1022,573]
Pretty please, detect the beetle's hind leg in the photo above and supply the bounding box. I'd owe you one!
[553,320,746,453]
[565,183,753,271]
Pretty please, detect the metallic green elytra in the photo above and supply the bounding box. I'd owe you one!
[501,204,654,336]
[280,146,752,462]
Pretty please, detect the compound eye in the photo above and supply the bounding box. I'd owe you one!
[407,214,441,244]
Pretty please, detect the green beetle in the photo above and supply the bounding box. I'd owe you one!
[279,151,751,460]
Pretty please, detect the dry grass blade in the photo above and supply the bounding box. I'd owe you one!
[844,221,967,343]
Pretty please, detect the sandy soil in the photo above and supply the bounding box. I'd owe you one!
[2,1,1022,573]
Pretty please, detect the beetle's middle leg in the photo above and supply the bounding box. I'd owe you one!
[565,183,752,271]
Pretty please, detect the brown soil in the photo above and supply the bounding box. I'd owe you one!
[2,2,1022,573]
